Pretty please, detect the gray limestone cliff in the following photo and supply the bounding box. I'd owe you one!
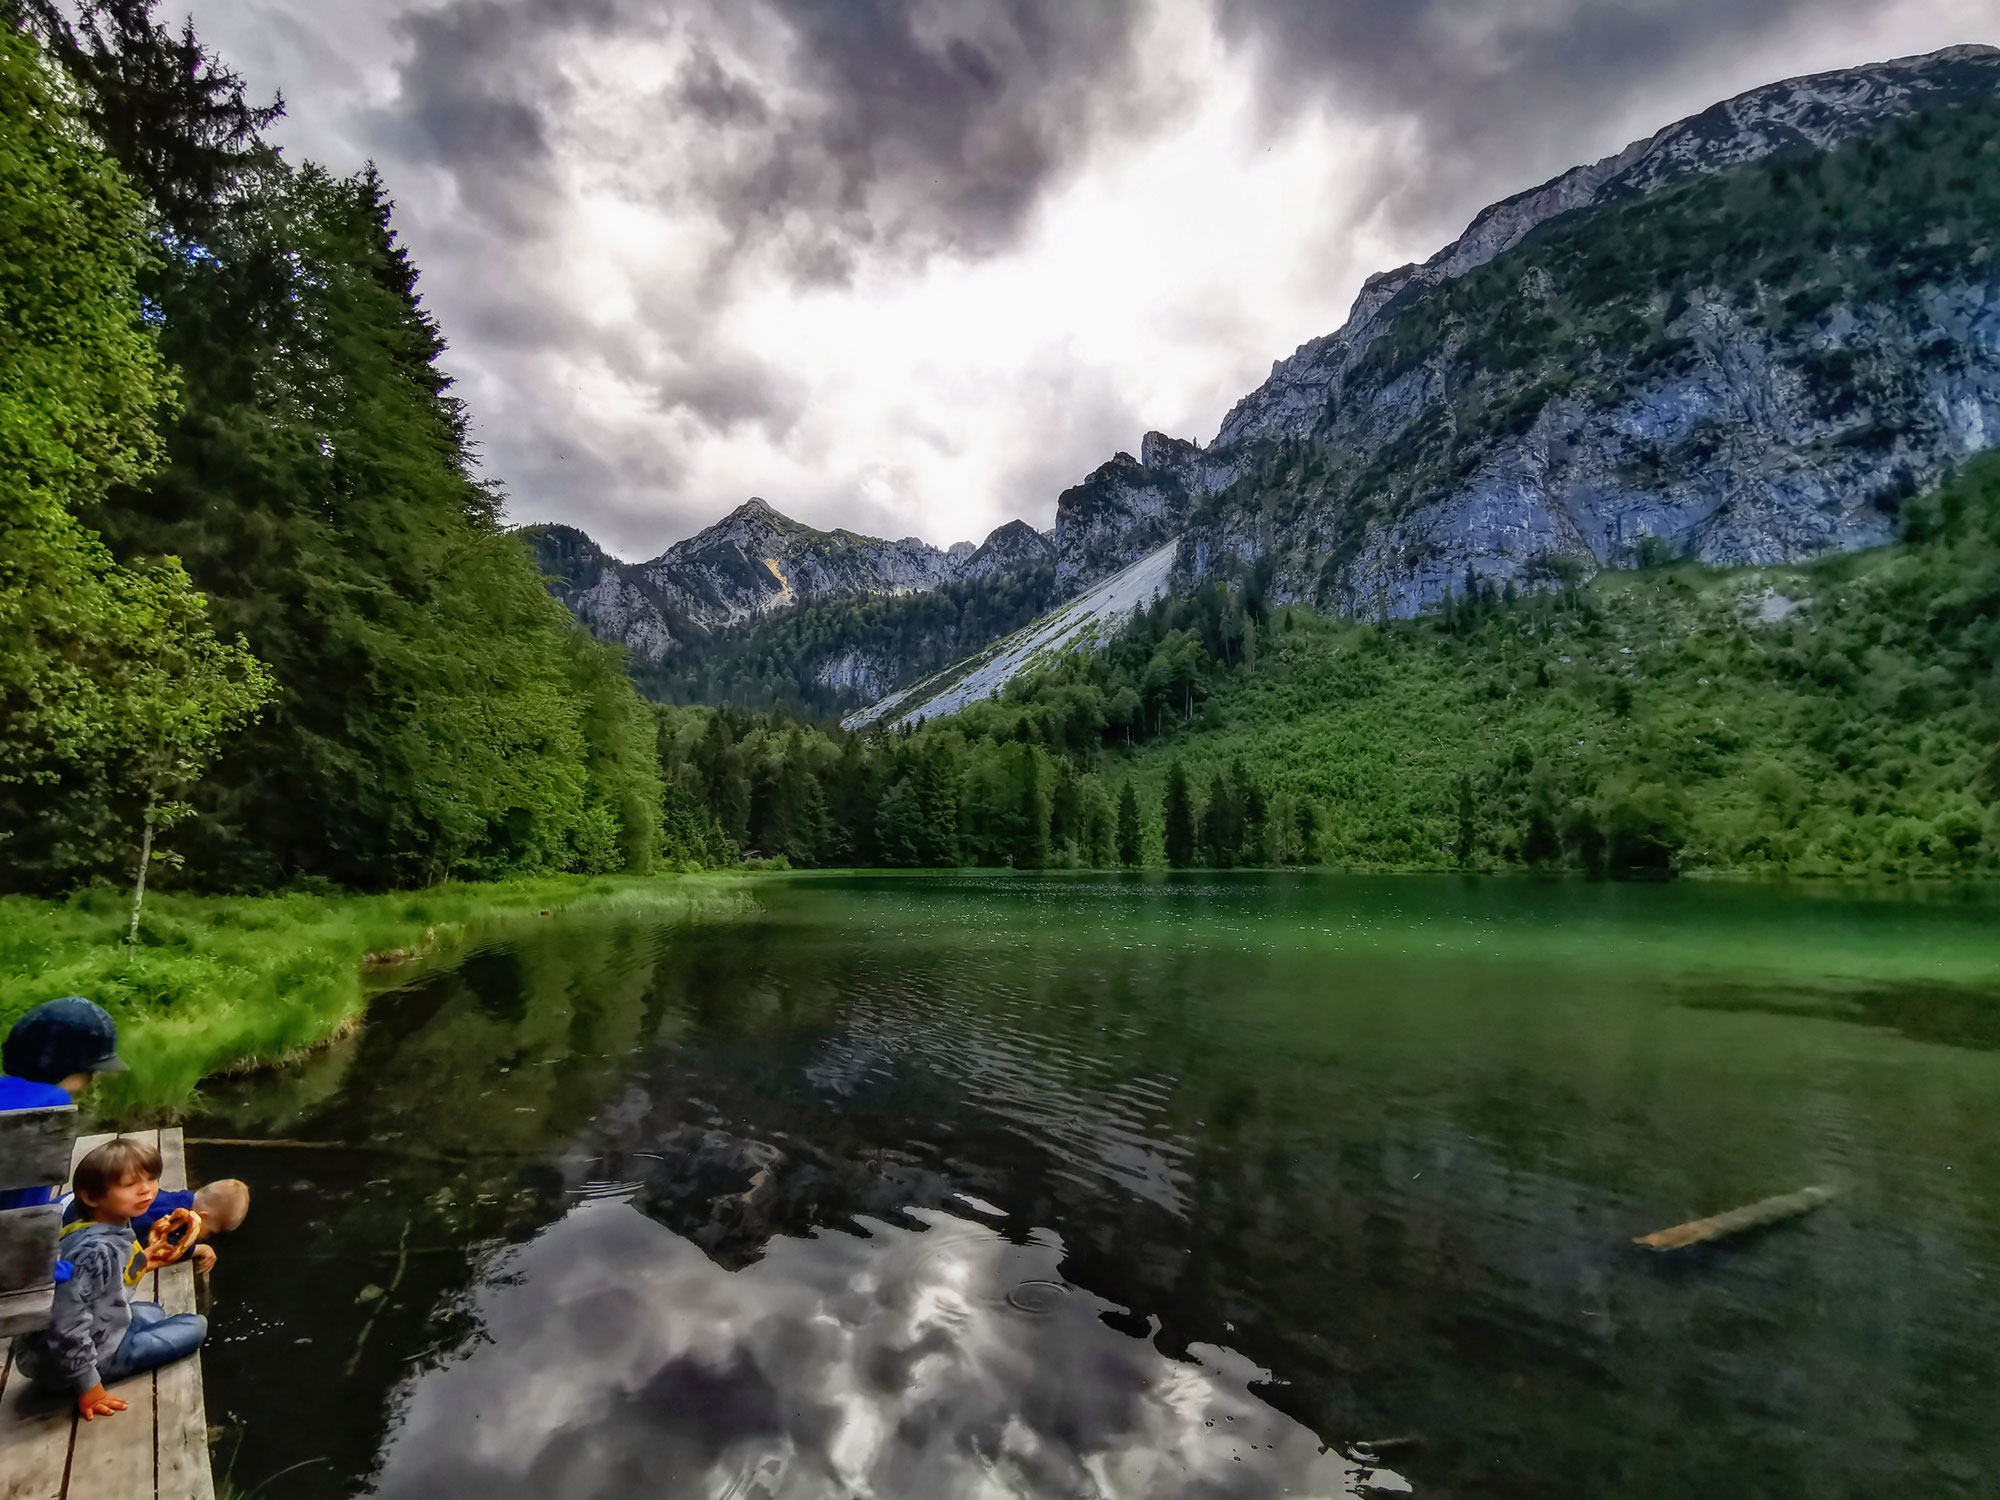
[1052,44,2000,618]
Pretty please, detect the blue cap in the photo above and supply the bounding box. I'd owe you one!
[2,999,125,1084]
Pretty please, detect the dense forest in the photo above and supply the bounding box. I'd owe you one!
[0,2,662,895]
[627,565,1057,717]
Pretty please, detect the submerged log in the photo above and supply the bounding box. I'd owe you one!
[1634,1184,1837,1251]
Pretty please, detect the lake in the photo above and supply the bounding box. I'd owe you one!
[180,873,2000,1498]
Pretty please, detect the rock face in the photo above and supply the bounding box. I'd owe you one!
[1058,44,2000,617]
[633,497,955,629]
[953,519,1056,582]
[522,523,695,665]
[1049,432,1200,595]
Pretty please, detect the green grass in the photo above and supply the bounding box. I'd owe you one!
[0,874,757,1115]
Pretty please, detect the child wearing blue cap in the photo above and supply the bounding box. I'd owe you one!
[0,998,251,1235]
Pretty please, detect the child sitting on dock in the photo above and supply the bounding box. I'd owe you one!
[15,1139,211,1420]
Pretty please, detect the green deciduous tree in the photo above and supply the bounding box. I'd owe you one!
[0,28,272,892]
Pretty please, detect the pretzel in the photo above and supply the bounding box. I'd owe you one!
[146,1207,204,1263]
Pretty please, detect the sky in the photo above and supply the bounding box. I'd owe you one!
[182,0,2000,561]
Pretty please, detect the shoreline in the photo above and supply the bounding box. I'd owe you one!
[0,874,759,1116]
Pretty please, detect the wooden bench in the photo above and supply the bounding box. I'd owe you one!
[0,1106,75,1342]
[0,1130,213,1500]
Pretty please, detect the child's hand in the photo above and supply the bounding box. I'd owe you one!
[191,1244,216,1275]
[78,1385,126,1420]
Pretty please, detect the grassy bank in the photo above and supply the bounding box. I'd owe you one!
[0,875,757,1114]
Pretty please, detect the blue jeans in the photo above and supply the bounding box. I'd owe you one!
[100,1302,206,1383]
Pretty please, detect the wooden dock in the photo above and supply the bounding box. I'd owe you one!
[0,1129,213,1500]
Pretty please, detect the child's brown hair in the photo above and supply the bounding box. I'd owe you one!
[72,1138,162,1203]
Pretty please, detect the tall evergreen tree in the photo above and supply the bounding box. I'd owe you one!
[1202,770,1241,868]
[1116,781,1141,867]
[913,743,961,866]
[1163,760,1197,868]
[1236,760,1267,862]
[26,5,665,886]
[1012,743,1046,869]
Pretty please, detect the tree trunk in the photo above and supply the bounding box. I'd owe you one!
[127,791,158,950]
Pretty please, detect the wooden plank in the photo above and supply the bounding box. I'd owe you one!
[0,1212,61,1301]
[153,1133,206,1500]
[0,1343,75,1500]
[60,1348,153,1500]
[0,1295,52,1344]
[0,1113,76,1195]
[152,1131,211,1500]
[61,1133,159,1500]
[65,1138,115,1181]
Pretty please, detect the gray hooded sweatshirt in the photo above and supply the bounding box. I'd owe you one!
[17,1220,142,1393]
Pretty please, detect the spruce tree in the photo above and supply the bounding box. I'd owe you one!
[1012,742,1046,868]
[1162,760,1196,868]
[1201,770,1239,868]
[913,744,961,866]
[1116,782,1141,866]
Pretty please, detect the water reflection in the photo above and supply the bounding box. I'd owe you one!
[369,1197,1406,1498]
[180,875,2000,1500]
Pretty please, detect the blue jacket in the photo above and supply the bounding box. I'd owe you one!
[17,1221,146,1393]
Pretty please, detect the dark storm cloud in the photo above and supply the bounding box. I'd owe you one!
[381,0,1154,266]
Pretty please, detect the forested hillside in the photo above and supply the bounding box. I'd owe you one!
[649,455,2000,880]
[0,2,662,894]
[633,566,1057,717]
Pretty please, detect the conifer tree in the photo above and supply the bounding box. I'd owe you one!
[1202,770,1240,868]
[1116,782,1142,867]
[1162,760,1196,868]
[1012,743,1046,869]
[25,4,666,886]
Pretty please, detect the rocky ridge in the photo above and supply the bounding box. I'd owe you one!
[1163,43,2000,614]
[525,501,1049,665]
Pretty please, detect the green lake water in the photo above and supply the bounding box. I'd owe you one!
[180,873,2000,1498]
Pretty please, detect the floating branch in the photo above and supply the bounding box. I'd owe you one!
[1634,1185,1838,1251]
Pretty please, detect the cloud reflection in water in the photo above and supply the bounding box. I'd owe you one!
[368,1198,1407,1499]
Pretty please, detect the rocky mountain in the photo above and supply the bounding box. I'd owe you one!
[543,45,2000,717]
[525,501,1052,666]
[953,519,1056,582]
[523,523,699,666]
[1109,44,2000,615]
